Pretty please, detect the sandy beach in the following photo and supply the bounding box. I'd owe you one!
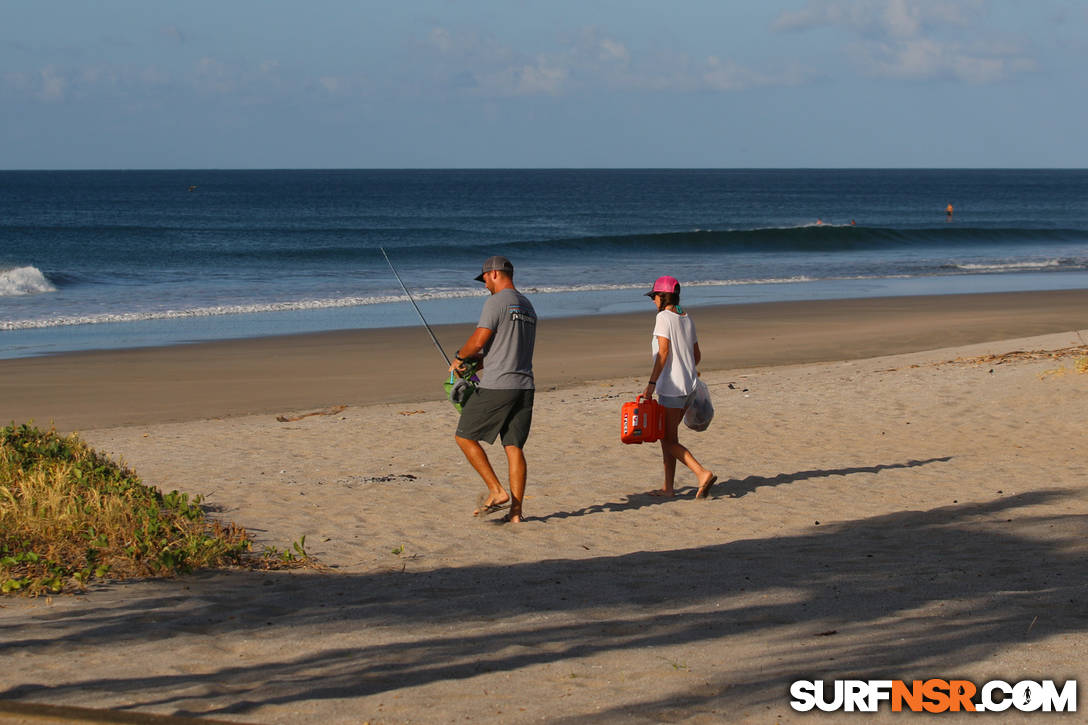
[2,290,1088,723]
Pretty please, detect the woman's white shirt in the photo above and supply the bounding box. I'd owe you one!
[651,309,698,397]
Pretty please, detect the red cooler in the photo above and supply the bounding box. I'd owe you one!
[621,395,665,444]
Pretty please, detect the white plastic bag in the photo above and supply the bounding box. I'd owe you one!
[683,378,714,432]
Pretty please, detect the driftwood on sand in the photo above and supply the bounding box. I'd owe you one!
[275,405,347,423]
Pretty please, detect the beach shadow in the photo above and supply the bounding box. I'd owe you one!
[723,456,953,499]
[531,489,686,522]
[2,488,1084,719]
[535,456,953,520]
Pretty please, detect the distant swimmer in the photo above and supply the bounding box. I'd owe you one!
[188,185,198,192]
[816,218,823,226]
[946,203,954,221]
[850,219,856,226]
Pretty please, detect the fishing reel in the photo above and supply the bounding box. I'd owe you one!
[446,356,480,412]
[452,356,480,380]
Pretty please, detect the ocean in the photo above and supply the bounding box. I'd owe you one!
[2,169,1087,359]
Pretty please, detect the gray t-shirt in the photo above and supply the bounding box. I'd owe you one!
[477,288,536,389]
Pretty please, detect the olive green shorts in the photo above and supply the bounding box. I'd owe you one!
[456,388,535,448]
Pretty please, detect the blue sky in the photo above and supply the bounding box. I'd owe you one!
[2,0,1086,168]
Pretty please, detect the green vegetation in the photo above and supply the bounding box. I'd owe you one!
[1,423,309,596]
[262,536,310,564]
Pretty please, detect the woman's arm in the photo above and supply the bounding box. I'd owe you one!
[643,335,670,399]
[694,341,701,367]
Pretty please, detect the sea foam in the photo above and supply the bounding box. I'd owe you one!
[954,260,1063,272]
[0,276,822,330]
[0,266,56,297]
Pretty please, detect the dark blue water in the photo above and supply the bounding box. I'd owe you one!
[2,169,1087,358]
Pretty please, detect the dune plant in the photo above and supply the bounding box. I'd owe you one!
[1,423,306,596]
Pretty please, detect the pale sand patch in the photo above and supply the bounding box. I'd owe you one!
[2,329,1086,723]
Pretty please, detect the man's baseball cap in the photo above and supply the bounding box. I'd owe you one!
[644,275,680,297]
[475,255,514,282]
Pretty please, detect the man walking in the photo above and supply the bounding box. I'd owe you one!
[450,255,537,523]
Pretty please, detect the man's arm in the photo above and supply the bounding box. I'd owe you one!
[449,327,494,375]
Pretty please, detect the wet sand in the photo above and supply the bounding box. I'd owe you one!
[3,289,1088,432]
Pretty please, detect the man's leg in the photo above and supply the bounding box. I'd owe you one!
[504,445,526,522]
[455,435,510,511]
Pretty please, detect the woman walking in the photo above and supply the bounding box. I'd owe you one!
[642,275,717,498]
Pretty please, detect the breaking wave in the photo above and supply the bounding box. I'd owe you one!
[0,266,56,297]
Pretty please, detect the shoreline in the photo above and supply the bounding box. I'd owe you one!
[2,288,1087,432]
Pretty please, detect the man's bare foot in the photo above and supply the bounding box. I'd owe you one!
[473,492,510,516]
[501,511,523,523]
[648,489,675,498]
[695,473,718,499]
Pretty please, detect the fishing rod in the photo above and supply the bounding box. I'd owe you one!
[380,247,451,366]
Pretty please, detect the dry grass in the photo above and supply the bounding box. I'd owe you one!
[880,344,1088,375]
[940,344,1088,369]
[1,423,308,596]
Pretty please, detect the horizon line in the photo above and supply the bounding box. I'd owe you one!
[3,166,1088,172]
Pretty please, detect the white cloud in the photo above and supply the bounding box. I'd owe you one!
[193,57,234,94]
[599,37,630,64]
[1,56,336,107]
[37,66,66,101]
[855,35,1037,82]
[429,27,454,54]
[509,63,567,95]
[2,63,170,102]
[773,0,1037,83]
[774,0,979,37]
[422,25,804,97]
[1,51,364,109]
[702,57,793,92]
[161,26,186,46]
[307,71,371,98]
[422,26,572,96]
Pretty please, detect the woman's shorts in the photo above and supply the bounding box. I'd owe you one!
[657,389,696,410]
[456,388,535,448]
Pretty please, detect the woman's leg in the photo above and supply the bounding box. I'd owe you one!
[658,424,679,496]
[661,407,715,495]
